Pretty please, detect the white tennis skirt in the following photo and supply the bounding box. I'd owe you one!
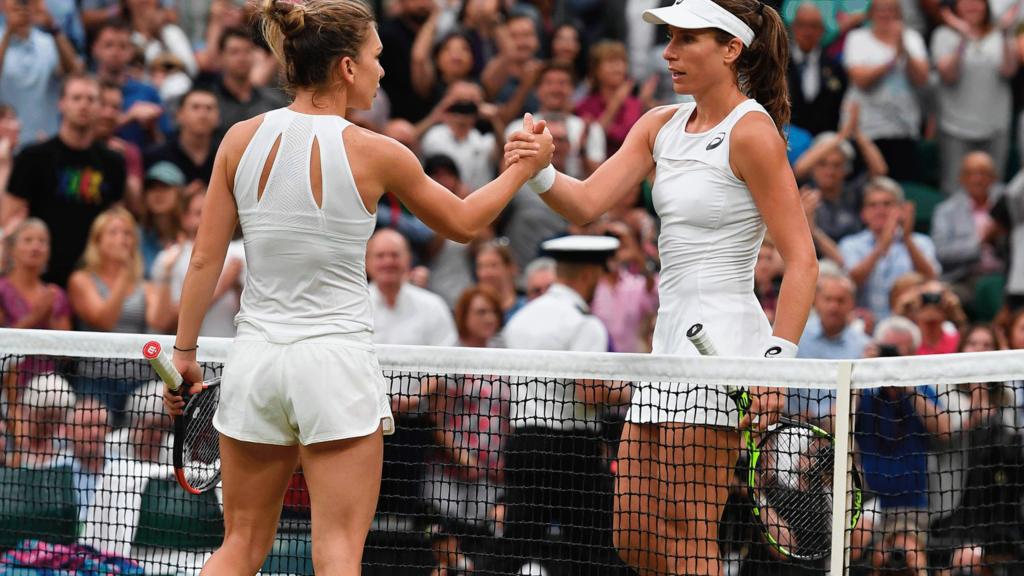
[213,326,394,446]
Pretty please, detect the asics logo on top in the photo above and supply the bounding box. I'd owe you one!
[706,132,726,151]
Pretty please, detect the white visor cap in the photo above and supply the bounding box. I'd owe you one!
[643,0,755,47]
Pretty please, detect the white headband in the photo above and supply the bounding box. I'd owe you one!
[643,0,756,47]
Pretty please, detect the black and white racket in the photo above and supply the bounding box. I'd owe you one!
[144,341,222,495]
[686,323,863,561]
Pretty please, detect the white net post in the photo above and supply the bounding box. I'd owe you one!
[829,361,854,575]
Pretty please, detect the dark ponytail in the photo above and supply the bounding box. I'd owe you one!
[712,0,791,138]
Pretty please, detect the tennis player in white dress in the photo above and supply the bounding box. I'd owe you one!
[162,0,553,574]
[504,1,818,574]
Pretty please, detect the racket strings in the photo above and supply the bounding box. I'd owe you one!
[182,385,221,492]
[755,425,834,559]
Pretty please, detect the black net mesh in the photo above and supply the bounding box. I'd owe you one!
[1,341,1023,576]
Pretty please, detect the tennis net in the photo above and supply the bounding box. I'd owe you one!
[0,328,1022,575]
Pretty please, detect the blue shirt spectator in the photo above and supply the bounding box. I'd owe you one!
[0,25,61,148]
[43,0,86,53]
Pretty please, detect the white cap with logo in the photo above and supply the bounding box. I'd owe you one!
[642,0,756,47]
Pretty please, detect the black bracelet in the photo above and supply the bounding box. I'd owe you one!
[173,344,199,352]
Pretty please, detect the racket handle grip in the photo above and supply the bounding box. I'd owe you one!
[143,340,183,392]
[687,323,744,398]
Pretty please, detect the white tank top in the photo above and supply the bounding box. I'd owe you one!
[650,99,773,357]
[233,108,376,345]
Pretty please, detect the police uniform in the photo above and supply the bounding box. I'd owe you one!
[499,236,625,575]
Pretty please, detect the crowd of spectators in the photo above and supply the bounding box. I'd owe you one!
[1,0,1024,573]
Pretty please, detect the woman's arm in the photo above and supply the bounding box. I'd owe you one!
[410,10,440,99]
[67,268,135,332]
[505,106,671,225]
[1000,28,1020,78]
[144,280,176,332]
[732,113,818,345]
[373,115,553,243]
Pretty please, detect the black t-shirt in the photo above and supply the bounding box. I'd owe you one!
[9,136,126,287]
[144,134,220,186]
[379,17,432,123]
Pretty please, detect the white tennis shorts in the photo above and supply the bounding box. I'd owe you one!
[214,328,394,446]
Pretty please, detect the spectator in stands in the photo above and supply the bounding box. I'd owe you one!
[505,61,606,179]
[755,237,785,324]
[0,219,71,331]
[790,267,869,426]
[202,27,287,132]
[499,116,570,269]
[153,188,244,337]
[96,81,144,216]
[912,280,967,355]
[780,0,868,54]
[931,324,1024,576]
[995,168,1024,313]
[523,256,556,300]
[420,154,475,309]
[856,315,950,576]
[66,396,111,522]
[82,380,172,558]
[422,286,509,573]
[592,220,658,353]
[0,104,19,228]
[121,0,197,82]
[840,177,940,320]
[890,270,928,321]
[0,0,82,148]
[842,0,929,181]
[137,162,184,278]
[932,152,1006,308]
[420,82,504,193]
[0,74,127,288]
[379,0,435,122]
[68,207,173,413]
[145,88,220,188]
[786,1,847,136]
[575,40,644,155]
[550,21,587,85]
[10,373,75,469]
[91,20,163,148]
[411,9,477,105]
[475,239,526,322]
[932,0,1018,194]
[192,0,248,72]
[482,12,541,124]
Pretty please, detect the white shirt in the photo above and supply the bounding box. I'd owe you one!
[154,239,245,337]
[369,281,457,347]
[791,44,822,102]
[843,27,928,140]
[503,283,608,352]
[421,124,496,192]
[503,283,608,430]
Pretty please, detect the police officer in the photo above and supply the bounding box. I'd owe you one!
[500,235,630,576]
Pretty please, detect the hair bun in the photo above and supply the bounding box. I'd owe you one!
[263,0,307,37]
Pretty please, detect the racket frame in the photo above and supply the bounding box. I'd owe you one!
[685,323,863,562]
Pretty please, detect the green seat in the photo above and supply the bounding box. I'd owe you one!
[262,532,314,574]
[899,181,944,235]
[133,478,223,549]
[971,273,1006,323]
[914,139,941,188]
[0,466,77,548]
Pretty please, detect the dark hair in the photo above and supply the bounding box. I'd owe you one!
[218,26,256,53]
[94,18,132,40]
[955,0,994,34]
[477,239,516,268]
[424,154,461,180]
[178,87,217,109]
[958,323,1002,353]
[454,285,504,342]
[432,31,476,76]
[260,0,376,95]
[537,60,577,84]
[710,0,791,136]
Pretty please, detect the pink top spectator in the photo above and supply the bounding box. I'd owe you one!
[0,277,70,329]
[917,329,959,356]
[574,94,644,155]
[592,271,659,353]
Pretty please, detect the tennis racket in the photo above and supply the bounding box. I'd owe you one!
[686,323,863,561]
[143,340,222,495]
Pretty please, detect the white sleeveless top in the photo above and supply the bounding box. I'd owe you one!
[233,108,376,345]
[650,99,773,358]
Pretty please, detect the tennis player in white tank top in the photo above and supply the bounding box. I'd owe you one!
[161,1,553,574]
[505,1,817,574]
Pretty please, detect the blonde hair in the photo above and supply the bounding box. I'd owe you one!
[260,0,376,95]
[588,40,628,82]
[2,217,49,275]
[80,206,143,282]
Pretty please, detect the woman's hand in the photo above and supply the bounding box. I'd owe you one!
[163,350,204,417]
[741,386,785,432]
[503,113,553,172]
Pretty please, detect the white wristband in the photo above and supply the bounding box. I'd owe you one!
[526,164,556,195]
[763,336,798,359]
